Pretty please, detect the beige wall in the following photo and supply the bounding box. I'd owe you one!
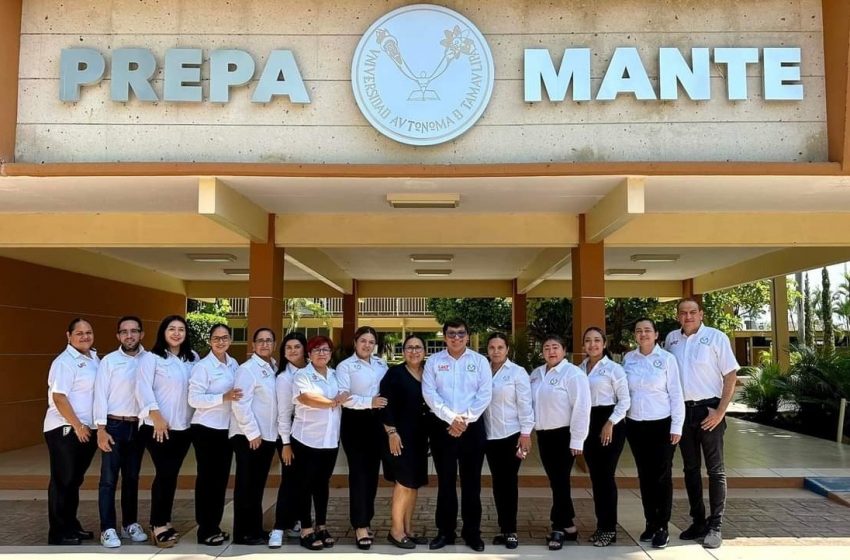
[15,0,826,163]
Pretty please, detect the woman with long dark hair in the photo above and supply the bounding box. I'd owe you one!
[381,334,430,549]
[136,315,198,548]
[483,332,533,549]
[44,318,99,545]
[579,327,630,547]
[623,318,684,549]
[188,323,241,546]
[269,331,308,549]
[337,326,388,549]
[529,334,591,551]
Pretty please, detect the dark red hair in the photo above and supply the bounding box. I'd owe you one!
[306,335,334,354]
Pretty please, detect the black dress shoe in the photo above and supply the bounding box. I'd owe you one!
[639,525,656,542]
[48,535,81,546]
[464,536,485,552]
[679,522,708,540]
[429,533,456,550]
[75,530,95,540]
[234,535,266,545]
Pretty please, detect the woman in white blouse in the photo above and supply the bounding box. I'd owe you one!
[529,334,591,551]
[269,331,308,549]
[230,328,279,545]
[622,318,684,550]
[483,332,533,550]
[188,323,241,546]
[44,318,99,546]
[579,327,630,547]
[337,326,388,549]
[291,335,349,551]
[136,315,198,548]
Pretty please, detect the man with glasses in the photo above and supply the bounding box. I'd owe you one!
[664,298,739,549]
[423,319,492,551]
[94,316,149,548]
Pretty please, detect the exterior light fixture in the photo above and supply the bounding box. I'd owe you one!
[630,254,680,263]
[187,253,238,263]
[387,193,460,208]
[410,254,454,263]
[223,268,250,277]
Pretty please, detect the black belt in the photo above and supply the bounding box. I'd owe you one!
[684,397,720,408]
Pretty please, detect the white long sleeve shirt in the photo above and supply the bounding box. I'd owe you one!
[579,356,631,424]
[423,348,492,424]
[291,364,342,449]
[276,363,304,444]
[229,354,278,442]
[136,350,198,430]
[623,345,685,435]
[94,346,145,426]
[483,359,535,440]
[44,345,100,432]
[189,352,238,430]
[664,324,740,401]
[529,358,591,449]
[336,354,388,410]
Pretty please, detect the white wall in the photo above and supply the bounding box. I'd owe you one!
[15,0,827,164]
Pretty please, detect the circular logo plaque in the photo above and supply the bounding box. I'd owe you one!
[351,4,495,146]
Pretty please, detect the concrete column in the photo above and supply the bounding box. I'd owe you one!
[511,279,528,336]
[0,0,22,163]
[571,215,605,364]
[682,278,704,307]
[342,280,359,354]
[248,215,284,354]
[770,275,791,371]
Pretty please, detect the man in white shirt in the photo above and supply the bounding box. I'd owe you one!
[664,298,739,549]
[423,319,492,552]
[94,316,149,548]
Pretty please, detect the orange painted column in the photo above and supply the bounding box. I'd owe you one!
[511,279,528,336]
[822,0,850,170]
[571,215,605,363]
[341,280,359,355]
[248,215,284,354]
[682,278,703,307]
[0,0,22,163]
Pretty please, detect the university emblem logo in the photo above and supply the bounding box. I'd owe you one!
[653,359,663,368]
[351,4,495,146]
[700,337,710,345]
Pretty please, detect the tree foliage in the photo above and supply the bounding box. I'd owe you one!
[702,280,771,336]
[822,268,836,353]
[186,298,231,355]
[426,298,512,335]
[804,274,815,347]
[286,298,330,333]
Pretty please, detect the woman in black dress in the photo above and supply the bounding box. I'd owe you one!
[380,335,429,549]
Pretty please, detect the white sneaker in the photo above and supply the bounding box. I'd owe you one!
[268,529,284,549]
[101,528,121,548]
[285,521,301,539]
[121,523,148,542]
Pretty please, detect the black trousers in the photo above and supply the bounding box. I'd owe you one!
[341,408,383,528]
[45,426,97,541]
[192,424,233,540]
[98,419,145,531]
[626,417,675,530]
[140,425,192,527]
[274,440,300,531]
[680,398,727,528]
[231,435,276,540]
[485,432,522,533]
[291,438,338,527]
[537,426,577,530]
[429,416,486,539]
[583,405,626,531]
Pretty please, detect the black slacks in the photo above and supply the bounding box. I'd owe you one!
[680,398,727,529]
[141,425,192,527]
[98,418,145,532]
[45,426,97,541]
[341,408,383,528]
[291,438,338,527]
[485,432,522,533]
[536,425,577,530]
[274,440,301,531]
[429,416,486,539]
[231,435,276,541]
[583,405,626,531]
[192,424,233,540]
[626,417,675,530]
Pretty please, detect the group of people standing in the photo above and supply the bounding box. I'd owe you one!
[44,297,737,552]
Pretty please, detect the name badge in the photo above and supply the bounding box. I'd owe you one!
[438,364,451,372]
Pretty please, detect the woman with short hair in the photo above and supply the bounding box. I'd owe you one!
[44,318,99,545]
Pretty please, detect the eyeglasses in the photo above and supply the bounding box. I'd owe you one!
[254,338,275,345]
[118,329,141,336]
[404,345,424,352]
[210,335,231,343]
[311,347,332,354]
[445,331,467,339]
